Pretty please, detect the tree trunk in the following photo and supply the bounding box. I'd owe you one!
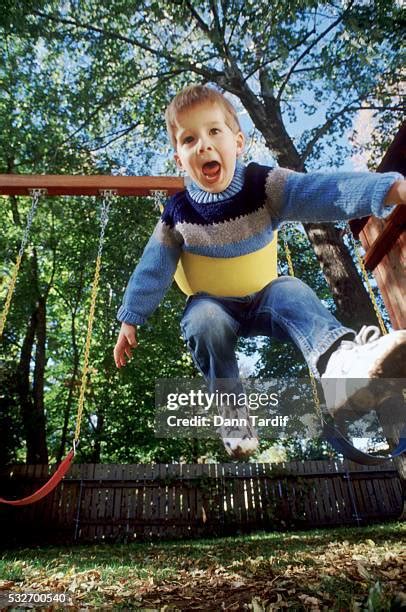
[32,296,49,464]
[229,77,379,329]
[17,307,48,463]
[57,311,80,462]
[16,253,49,464]
[303,223,379,329]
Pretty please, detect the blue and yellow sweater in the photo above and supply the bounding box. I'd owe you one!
[117,162,401,325]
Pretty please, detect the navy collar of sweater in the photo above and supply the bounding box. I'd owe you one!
[186,160,245,203]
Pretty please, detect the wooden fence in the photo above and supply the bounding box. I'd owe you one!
[0,460,402,545]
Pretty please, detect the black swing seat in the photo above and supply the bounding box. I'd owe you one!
[323,421,406,466]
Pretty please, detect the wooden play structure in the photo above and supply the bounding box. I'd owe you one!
[349,122,406,329]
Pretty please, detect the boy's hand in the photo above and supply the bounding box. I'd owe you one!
[384,179,406,206]
[114,322,138,368]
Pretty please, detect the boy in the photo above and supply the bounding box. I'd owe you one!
[114,84,406,458]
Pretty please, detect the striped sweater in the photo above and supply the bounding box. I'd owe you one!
[117,162,401,325]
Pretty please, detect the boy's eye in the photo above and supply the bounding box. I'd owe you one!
[210,128,220,135]
[183,136,194,144]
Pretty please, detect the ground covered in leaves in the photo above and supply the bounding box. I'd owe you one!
[0,522,405,610]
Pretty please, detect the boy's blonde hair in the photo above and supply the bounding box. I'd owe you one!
[165,84,242,148]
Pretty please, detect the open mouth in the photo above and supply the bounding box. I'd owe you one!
[202,161,221,179]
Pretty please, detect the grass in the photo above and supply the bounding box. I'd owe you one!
[0,521,405,610]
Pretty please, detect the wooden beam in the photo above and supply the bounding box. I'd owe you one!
[363,206,406,270]
[349,122,406,329]
[0,174,185,196]
[349,120,406,265]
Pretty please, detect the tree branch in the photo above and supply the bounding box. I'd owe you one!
[33,10,158,55]
[299,103,358,164]
[276,0,356,103]
[298,101,404,165]
[183,1,211,37]
[244,29,314,83]
[225,0,246,47]
[88,121,143,151]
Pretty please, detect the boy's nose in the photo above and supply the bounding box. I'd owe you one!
[198,138,213,153]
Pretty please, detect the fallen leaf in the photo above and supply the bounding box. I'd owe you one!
[0,581,14,590]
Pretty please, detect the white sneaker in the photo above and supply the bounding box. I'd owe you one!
[321,325,406,416]
[218,405,259,459]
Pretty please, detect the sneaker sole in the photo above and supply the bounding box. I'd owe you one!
[339,331,406,413]
[336,333,406,417]
[370,332,406,378]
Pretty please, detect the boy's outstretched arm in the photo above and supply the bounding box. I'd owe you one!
[384,179,406,205]
[114,322,138,368]
[264,166,404,224]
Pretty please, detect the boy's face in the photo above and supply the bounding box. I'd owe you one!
[173,102,244,193]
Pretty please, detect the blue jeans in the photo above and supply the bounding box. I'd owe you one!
[180,277,354,385]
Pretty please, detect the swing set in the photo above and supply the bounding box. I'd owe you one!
[0,165,405,506]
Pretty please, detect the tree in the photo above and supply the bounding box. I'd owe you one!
[14,0,404,328]
[1,1,404,464]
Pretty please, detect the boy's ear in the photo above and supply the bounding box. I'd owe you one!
[236,131,245,157]
[174,152,183,170]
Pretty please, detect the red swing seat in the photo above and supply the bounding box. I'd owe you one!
[0,449,74,506]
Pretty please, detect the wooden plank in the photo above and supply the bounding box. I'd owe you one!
[157,463,167,538]
[141,464,152,539]
[198,464,211,530]
[111,464,124,540]
[60,479,77,540]
[250,463,262,523]
[182,464,192,536]
[207,463,221,528]
[120,465,133,540]
[240,464,253,524]
[349,122,406,329]
[331,475,348,521]
[364,477,379,514]
[148,464,159,539]
[261,463,275,526]
[223,463,238,526]
[105,465,117,540]
[324,475,339,523]
[189,464,200,535]
[87,464,99,541]
[363,206,406,270]
[0,174,184,196]
[167,464,180,538]
[350,475,367,519]
[389,477,403,512]
[93,465,108,541]
[357,215,406,329]
[381,477,395,511]
[76,464,95,541]
[312,477,327,524]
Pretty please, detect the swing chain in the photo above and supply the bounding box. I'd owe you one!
[282,228,323,419]
[282,222,389,422]
[73,191,113,446]
[97,190,113,258]
[281,232,295,279]
[0,188,46,340]
[150,190,168,211]
[346,231,387,336]
[19,189,46,257]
